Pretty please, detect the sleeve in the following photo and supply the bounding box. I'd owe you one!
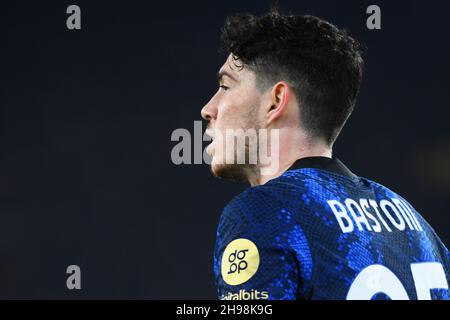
[213,186,303,300]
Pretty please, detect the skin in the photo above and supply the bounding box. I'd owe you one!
[201,54,332,186]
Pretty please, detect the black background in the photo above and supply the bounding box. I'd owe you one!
[0,0,449,299]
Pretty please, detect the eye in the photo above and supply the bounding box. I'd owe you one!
[219,85,230,91]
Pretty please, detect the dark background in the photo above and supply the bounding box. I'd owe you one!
[0,0,449,299]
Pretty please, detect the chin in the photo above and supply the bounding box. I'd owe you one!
[210,161,255,183]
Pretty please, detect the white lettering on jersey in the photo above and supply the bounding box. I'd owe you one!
[327,198,422,233]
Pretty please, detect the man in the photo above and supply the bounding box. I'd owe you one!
[201,10,449,300]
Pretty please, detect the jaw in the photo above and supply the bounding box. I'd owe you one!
[210,161,260,184]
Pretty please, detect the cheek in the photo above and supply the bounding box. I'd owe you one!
[217,92,259,128]
[216,98,239,128]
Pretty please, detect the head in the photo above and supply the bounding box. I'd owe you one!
[201,9,364,183]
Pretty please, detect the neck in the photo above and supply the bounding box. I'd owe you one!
[247,137,332,187]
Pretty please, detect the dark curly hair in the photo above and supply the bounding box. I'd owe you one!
[221,9,364,145]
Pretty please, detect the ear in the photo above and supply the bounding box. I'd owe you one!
[266,81,291,125]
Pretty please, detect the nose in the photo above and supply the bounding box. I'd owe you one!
[201,96,217,121]
[201,106,211,121]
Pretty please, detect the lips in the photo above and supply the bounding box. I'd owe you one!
[206,140,215,156]
[205,128,215,140]
[205,128,215,157]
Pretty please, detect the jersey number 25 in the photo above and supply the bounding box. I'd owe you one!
[346,262,448,300]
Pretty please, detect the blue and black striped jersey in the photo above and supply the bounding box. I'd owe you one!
[213,157,450,300]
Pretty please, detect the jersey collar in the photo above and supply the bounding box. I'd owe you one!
[287,156,356,179]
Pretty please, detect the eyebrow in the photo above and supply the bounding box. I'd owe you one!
[217,70,238,83]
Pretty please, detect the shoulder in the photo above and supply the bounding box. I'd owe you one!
[218,173,314,240]
[362,177,418,209]
[222,176,307,221]
[220,186,279,230]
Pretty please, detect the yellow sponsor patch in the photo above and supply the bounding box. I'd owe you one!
[221,238,260,286]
